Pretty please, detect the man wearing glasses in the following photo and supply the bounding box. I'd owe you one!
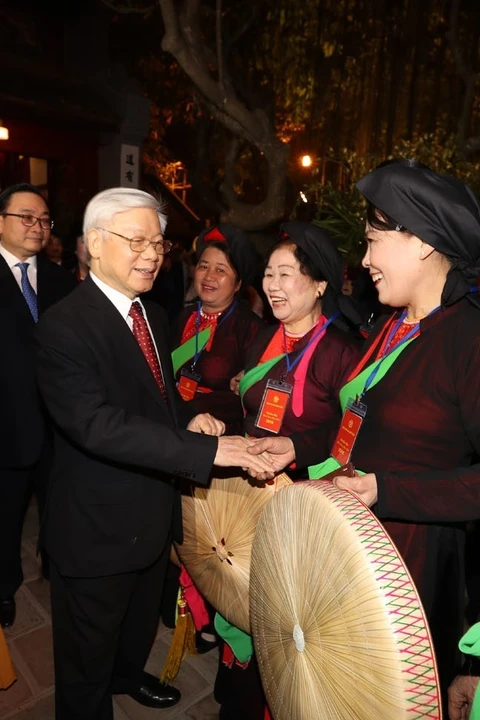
[34,187,274,720]
[0,183,75,629]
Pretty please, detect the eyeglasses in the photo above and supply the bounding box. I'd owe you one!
[2,213,54,230]
[98,227,172,255]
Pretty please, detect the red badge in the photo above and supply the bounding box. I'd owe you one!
[255,380,292,434]
[177,369,201,401]
[331,408,363,464]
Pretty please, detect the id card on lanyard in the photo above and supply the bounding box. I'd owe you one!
[330,307,436,464]
[331,398,367,464]
[255,379,293,433]
[178,368,202,401]
[177,301,237,401]
[254,313,339,435]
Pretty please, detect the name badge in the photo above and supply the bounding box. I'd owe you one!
[255,379,292,434]
[331,398,367,464]
[177,368,201,401]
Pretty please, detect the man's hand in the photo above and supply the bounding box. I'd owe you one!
[229,371,244,396]
[247,436,295,473]
[448,675,480,719]
[187,413,225,437]
[334,472,378,507]
[214,436,275,480]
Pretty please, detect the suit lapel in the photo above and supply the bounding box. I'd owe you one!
[0,255,35,327]
[81,277,173,415]
[37,257,57,315]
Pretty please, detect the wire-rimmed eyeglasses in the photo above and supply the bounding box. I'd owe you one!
[98,227,172,255]
[2,213,54,230]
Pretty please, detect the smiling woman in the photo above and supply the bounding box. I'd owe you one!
[241,222,361,448]
[215,221,362,720]
[171,224,263,434]
[317,162,480,712]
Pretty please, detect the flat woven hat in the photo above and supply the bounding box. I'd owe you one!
[250,480,441,719]
[175,473,291,634]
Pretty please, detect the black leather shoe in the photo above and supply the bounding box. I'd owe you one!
[0,596,16,628]
[128,672,181,709]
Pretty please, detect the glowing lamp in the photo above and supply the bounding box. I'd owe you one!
[0,120,9,140]
[301,155,312,168]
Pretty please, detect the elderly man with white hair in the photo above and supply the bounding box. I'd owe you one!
[35,187,274,720]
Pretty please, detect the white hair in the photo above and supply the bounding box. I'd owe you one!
[83,187,168,238]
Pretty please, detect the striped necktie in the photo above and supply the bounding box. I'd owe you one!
[15,262,38,322]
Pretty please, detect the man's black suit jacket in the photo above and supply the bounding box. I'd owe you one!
[0,254,76,469]
[35,276,218,578]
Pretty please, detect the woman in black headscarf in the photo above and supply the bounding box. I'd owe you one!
[215,222,362,720]
[309,163,480,707]
[238,221,361,457]
[171,223,263,433]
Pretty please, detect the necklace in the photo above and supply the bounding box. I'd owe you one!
[200,306,222,320]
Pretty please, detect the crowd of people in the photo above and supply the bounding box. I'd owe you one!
[0,160,479,720]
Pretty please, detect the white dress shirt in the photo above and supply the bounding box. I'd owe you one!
[0,243,38,292]
[89,272,162,366]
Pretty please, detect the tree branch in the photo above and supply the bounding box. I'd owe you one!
[101,0,290,229]
[159,0,277,146]
[447,0,478,154]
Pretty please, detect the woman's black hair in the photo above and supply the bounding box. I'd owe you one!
[366,203,412,235]
[197,240,241,283]
[264,238,327,283]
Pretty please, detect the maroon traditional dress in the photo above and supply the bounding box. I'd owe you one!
[171,300,263,434]
[299,297,480,699]
[242,319,361,462]
[215,318,361,719]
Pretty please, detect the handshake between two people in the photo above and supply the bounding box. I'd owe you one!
[186,413,295,481]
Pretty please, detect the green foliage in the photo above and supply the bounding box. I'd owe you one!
[297,132,480,266]
[312,187,366,266]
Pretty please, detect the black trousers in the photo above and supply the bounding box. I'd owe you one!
[50,547,169,720]
[0,448,51,597]
[0,468,30,597]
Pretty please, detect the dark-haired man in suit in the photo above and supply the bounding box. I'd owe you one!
[0,183,75,628]
[35,187,274,720]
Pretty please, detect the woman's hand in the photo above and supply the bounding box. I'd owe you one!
[448,675,480,720]
[187,413,225,436]
[230,370,245,396]
[334,472,378,507]
[247,436,295,473]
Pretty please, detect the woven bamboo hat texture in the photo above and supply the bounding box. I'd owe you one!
[250,480,441,720]
[175,472,291,634]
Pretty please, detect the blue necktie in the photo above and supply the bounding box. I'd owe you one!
[15,262,38,322]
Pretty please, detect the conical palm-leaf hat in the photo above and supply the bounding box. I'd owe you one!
[250,480,441,719]
[176,472,291,633]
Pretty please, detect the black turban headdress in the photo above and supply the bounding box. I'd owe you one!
[279,221,362,327]
[195,223,258,286]
[356,164,480,308]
